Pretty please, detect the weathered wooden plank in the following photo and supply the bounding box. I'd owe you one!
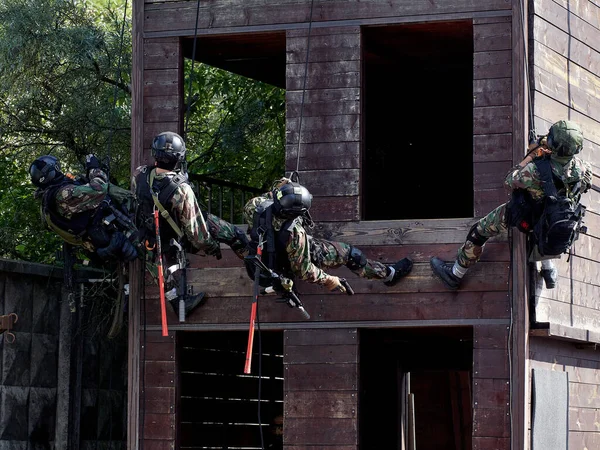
[183,263,510,298]
[287,114,360,144]
[285,391,356,419]
[287,33,360,64]
[312,217,498,246]
[568,430,600,449]
[143,122,180,152]
[474,324,509,349]
[144,1,512,34]
[141,441,175,450]
[286,87,360,116]
[532,15,600,77]
[474,161,513,190]
[309,196,359,222]
[143,387,175,415]
[570,381,600,409]
[473,78,512,107]
[474,348,509,379]
[472,407,510,437]
[473,106,513,134]
[472,437,510,450]
[530,334,600,363]
[285,345,358,364]
[295,169,359,196]
[144,342,175,362]
[285,142,360,171]
[533,0,600,54]
[473,133,513,162]
[551,0,600,29]
[568,406,600,432]
[143,96,181,123]
[285,363,357,391]
[144,361,175,386]
[287,66,360,91]
[143,331,177,343]
[143,69,180,97]
[533,86,600,146]
[143,413,175,440]
[474,188,511,217]
[536,271,600,310]
[287,26,361,39]
[529,358,600,385]
[473,50,512,79]
[535,296,600,332]
[143,39,181,70]
[285,418,357,445]
[285,329,357,346]
[474,21,511,52]
[473,378,510,409]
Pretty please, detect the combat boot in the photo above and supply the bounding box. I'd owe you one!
[383,258,414,286]
[540,267,558,289]
[169,292,206,318]
[430,257,462,290]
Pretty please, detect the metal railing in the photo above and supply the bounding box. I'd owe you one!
[188,173,262,225]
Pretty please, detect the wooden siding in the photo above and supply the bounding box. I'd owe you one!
[529,336,600,450]
[132,1,528,449]
[531,0,600,338]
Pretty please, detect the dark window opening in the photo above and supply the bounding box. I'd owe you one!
[362,22,474,220]
[178,331,284,449]
[360,328,473,450]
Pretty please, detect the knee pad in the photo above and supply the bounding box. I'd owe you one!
[466,223,489,247]
[346,246,367,271]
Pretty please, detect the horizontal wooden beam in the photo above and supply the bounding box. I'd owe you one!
[143,318,510,332]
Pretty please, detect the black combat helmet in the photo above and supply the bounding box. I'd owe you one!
[547,120,584,157]
[272,182,312,218]
[151,131,186,170]
[29,155,63,188]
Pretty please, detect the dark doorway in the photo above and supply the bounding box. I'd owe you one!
[360,328,473,450]
[178,331,284,449]
[362,22,474,220]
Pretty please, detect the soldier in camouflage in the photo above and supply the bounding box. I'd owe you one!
[244,178,413,293]
[430,120,593,290]
[29,154,139,262]
[133,132,249,316]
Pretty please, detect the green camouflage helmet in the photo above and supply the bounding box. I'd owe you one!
[547,120,583,156]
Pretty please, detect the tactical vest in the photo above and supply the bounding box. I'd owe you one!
[41,181,100,247]
[135,167,188,250]
[244,199,296,287]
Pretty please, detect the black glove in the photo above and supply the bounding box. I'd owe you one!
[85,154,101,172]
[97,232,138,262]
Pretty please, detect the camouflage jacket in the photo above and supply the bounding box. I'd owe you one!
[54,168,109,219]
[132,166,220,254]
[244,194,329,285]
[505,155,592,203]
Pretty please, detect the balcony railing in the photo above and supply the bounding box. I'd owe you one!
[188,173,262,225]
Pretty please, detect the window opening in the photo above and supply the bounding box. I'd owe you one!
[362,22,474,220]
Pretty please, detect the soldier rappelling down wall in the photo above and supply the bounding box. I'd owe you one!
[431,120,593,290]
[243,178,414,295]
[133,131,249,318]
[29,154,140,263]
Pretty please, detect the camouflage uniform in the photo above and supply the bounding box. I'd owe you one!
[457,155,592,267]
[244,193,389,287]
[54,168,109,220]
[133,166,247,259]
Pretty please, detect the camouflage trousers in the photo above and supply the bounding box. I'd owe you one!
[308,237,388,279]
[457,203,508,268]
[205,212,249,259]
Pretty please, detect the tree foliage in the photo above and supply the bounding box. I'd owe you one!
[0,0,286,264]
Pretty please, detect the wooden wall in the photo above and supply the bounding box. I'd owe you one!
[530,0,600,340]
[529,337,600,449]
[133,0,525,449]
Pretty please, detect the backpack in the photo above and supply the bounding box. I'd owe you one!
[244,199,295,288]
[532,157,587,256]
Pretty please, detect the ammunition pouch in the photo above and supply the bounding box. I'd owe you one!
[506,189,538,233]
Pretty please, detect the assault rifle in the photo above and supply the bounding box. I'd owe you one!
[245,255,310,319]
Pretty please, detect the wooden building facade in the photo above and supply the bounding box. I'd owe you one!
[129,1,600,449]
